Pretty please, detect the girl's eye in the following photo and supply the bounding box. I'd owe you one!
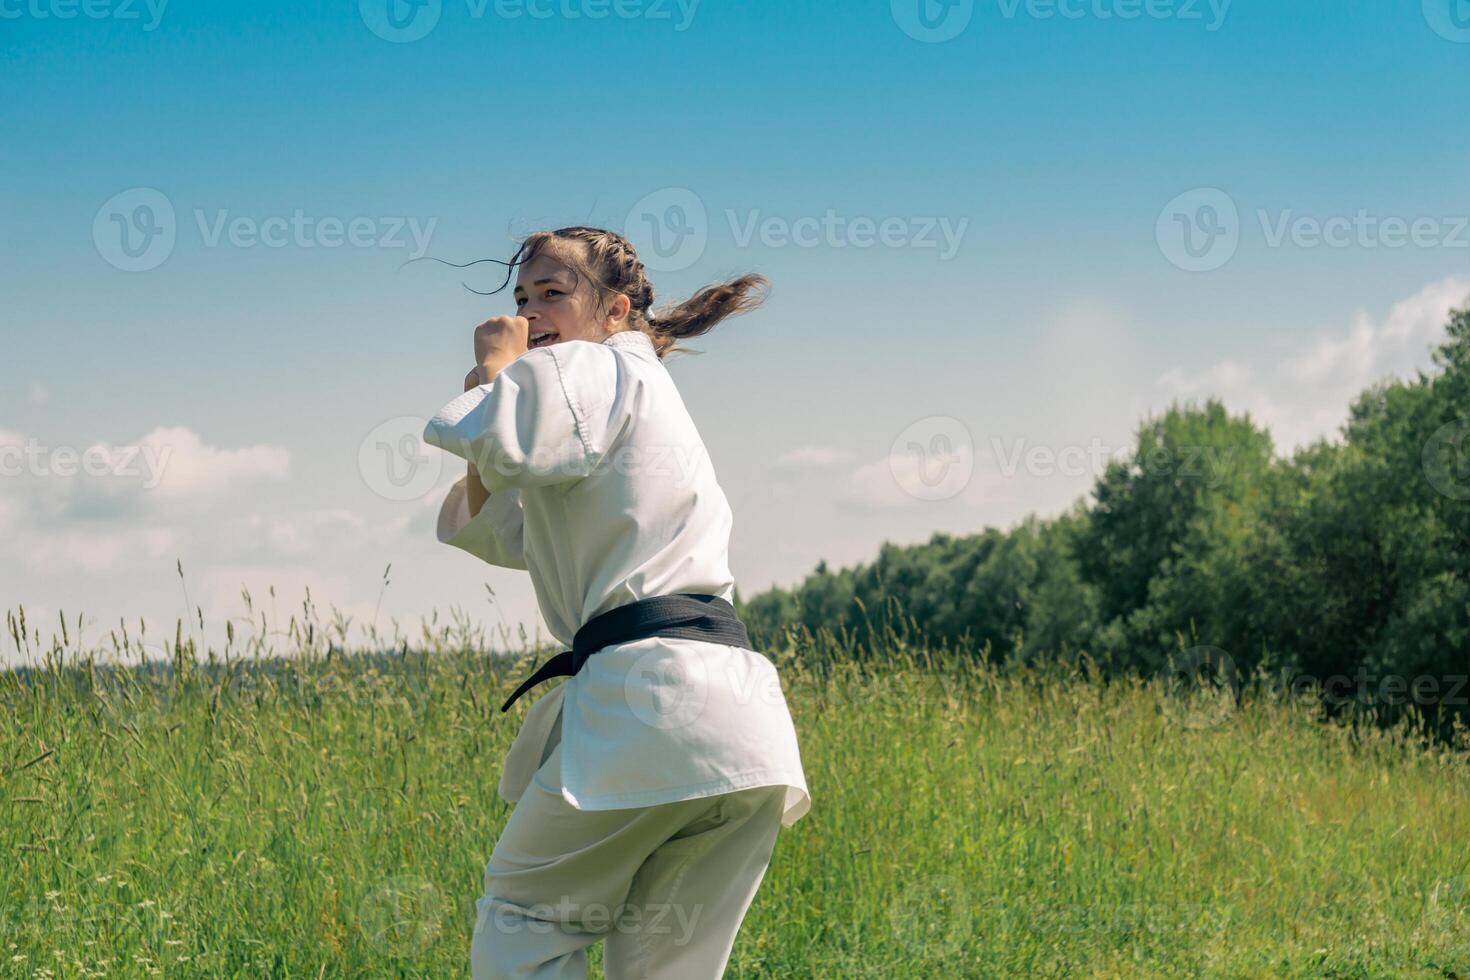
[544,289,563,299]
[514,296,526,307]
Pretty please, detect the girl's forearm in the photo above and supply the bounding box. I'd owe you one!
[466,462,490,518]
[461,362,502,520]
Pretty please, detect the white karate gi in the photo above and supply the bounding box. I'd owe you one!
[423,327,810,978]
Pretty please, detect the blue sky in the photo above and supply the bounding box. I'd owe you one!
[4,0,1469,665]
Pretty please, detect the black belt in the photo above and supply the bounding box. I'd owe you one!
[499,593,753,713]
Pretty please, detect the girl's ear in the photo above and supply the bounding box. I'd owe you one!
[606,292,632,326]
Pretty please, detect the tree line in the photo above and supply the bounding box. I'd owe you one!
[737,307,1470,733]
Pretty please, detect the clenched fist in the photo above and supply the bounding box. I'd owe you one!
[474,315,530,375]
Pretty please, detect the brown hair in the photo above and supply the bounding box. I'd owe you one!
[428,226,768,360]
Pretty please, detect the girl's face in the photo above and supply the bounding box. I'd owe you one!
[513,252,630,351]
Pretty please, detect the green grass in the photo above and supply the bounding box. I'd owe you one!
[3,603,1469,978]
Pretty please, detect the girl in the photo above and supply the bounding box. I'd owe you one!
[421,226,811,979]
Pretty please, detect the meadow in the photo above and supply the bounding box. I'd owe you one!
[3,599,1469,978]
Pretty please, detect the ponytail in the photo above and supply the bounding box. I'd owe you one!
[645,274,769,356]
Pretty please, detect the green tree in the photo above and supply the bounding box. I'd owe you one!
[1074,399,1275,670]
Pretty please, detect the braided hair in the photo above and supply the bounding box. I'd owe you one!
[443,226,768,360]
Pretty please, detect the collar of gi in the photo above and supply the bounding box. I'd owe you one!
[601,329,658,359]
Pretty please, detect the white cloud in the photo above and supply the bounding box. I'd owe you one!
[0,420,501,667]
[1157,276,1470,452]
[843,456,916,509]
[773,445,853,469]
[2,425,290,523]
[1285,275,1467,386]
[19,525,182,576]
[215,510,365,560]
[1031,302,1156,440]
[126,426,290,500]
[0,424,295,577]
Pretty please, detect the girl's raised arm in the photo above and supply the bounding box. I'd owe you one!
[422,343,621,491]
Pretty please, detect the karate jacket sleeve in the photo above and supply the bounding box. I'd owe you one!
[422,343,621,566]
[422,345,620,489]
[433,475,528,570]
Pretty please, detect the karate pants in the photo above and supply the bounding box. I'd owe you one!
[470,709,787,979]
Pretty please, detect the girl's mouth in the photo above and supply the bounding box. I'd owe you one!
[530,331,559,349]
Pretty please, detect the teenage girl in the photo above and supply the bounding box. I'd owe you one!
[422,226,810,979]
